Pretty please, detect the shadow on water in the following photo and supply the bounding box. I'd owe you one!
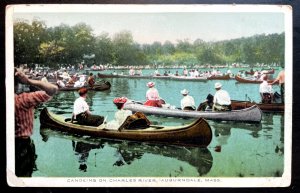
[40,127,213,176]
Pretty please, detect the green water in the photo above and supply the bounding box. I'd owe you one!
[31,68,284,177]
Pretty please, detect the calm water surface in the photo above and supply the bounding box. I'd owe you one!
[31,68,284,177]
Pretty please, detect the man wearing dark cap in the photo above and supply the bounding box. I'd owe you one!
[72,88,104,126]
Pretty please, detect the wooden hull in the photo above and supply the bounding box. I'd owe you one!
[235,75,275,84]
[58,81,111,91]
[207,74,231,80]
[231,100,284,112]
[39,108,212,147]
[123,102,262,123]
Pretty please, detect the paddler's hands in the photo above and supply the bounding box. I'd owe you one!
[15,68,30,84]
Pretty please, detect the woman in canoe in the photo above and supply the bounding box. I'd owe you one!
[72,88,104,126]
[106,97,133,130]
[144,82,163,107]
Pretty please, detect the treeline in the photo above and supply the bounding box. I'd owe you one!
[14,18,284,69]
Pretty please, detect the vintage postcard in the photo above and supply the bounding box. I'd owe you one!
[6,4,292,187]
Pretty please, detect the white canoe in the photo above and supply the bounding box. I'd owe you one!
[123,101,262,123]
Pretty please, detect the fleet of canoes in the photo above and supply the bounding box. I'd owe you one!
[37,67,283,146]
[97,73,232,81]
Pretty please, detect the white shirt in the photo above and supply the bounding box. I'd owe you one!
[106,109,132,130]
[146,88,160,100]
[74,81,85,88]
[259,81,273,93]
[181,95,196,110]
[57,80,65,88]
[214,89,231,105]
[73,97,89,116]
[115,109,132,125]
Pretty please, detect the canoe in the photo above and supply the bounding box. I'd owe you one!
[170,76,208,82]
[123,101,262,123]
[235,75,276,84]
[97,73,152,79]
[58,81,111,91]
[231,100,284,112]
[245,69,275,75]
[39,108,213,147]
[207,74,231,80]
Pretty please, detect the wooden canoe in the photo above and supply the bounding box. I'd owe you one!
[231,100,284,112]
[235,75,276,84]
[207,74,231,80]
[123,101,262,123]
[39,108,212,147]
[58,81,111,91]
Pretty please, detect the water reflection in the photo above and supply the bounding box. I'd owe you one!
[40,127,213,176]
[72,141,104,172]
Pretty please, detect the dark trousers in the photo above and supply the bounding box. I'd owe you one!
[76,112,104,126]
[281,83,285,103]
[15,137,36,177]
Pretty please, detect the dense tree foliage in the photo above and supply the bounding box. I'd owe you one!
[13,19,285,69]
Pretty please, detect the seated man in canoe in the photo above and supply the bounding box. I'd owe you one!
[259,75,274,103]
[144,82,163,107]
[180,89,196,111]
[72,88,104,126]
[212,82,232,111]
[197,94,214,111]
[87,73,95,88]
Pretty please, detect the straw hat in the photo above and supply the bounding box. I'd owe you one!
[215,82,222,89]
[147,82,155,88]
[180,89,189,95]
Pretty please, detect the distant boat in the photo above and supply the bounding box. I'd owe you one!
[235,75,276,84]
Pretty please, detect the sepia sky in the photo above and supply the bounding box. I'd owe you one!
[13,6,285,44]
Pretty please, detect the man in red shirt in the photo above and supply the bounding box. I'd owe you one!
[14,68,58,177]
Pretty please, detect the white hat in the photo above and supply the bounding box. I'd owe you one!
[181,89,189,95]
[147,82,155,87]
[215,82,222,89]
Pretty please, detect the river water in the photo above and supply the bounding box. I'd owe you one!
[31,68,284,177]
